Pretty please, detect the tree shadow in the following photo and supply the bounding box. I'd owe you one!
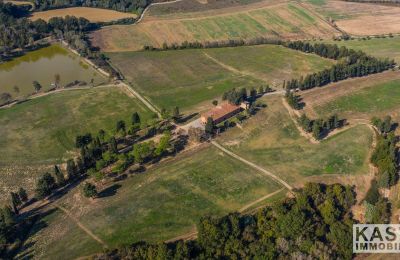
[176,113,199,124]
[98,184,122,198]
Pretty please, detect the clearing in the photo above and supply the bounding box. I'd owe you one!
[29,7,137,22]
[0,87,151,200]
[91,1,338,52]
[218,95,374,190]
[107,44,334,112]
[20,145,282,259]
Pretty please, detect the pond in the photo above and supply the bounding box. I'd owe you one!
[0,44,106,100]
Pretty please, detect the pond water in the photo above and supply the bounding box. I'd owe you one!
[0,44,106,99]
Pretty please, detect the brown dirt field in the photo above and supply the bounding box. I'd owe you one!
[336,12,400,36]
[309,0,400,36]
[30,7,137,23]
[91,1,339,52]
[300,70,400,118]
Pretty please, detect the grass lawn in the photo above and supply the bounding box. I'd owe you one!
[0,87,151,199]
[320,37,400,63]
[108,45,334,112]
[218,96,373,185]
[23,145,282,259]
[313,78,400,118]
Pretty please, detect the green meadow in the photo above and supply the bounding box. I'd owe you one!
[219,96,373,185]
[314,78,400,117]
[22,146,282,259]
[108,44,334,112]
[0,87,151,198]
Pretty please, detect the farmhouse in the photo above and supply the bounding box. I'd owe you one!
[200,102,242,125]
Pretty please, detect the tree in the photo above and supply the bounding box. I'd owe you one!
[116,120,126,133]
[249,87,257,100]
[33,81,42,93]
[82,182,97,198]
[312,119,322,139]
[109,136,118,153]
[66,159,77,180]
[54,73,61,88]
[205,117,214,135]
[154,132,171,157]
[212,100,218,106]
[258,86,264,94]
[54,165,65,186]
[18,187,28,203]
[10,192,21,214]
[173,106,180,120]
[35,172,56,199]
[131,112,140,125]
[13,86,19,93]
[98,129,106,141]
[75,133,92,148]
[0,92,12,104]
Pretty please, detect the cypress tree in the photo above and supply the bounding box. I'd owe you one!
[54,165,65,186]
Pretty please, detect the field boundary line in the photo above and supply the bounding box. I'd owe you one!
[202,51,271,83]
[119,82,161,117]
[211,141,293,190]
[55,204,109,248]
[295,0,346,36]
[137,0,185,24]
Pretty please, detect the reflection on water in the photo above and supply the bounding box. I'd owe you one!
[0,44,105,98]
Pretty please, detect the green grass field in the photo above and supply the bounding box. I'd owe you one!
[203,44,334,85]
[22,146,282,259]
[313,78,400,118]
[0,87,151,198]
[320,37,400,63]
[108,45,334,112]
[219,96,373,185]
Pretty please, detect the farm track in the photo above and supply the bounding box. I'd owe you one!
[0,84,118,110]
[55,204,109,248]
[136,0,185,24]
[211,141,293,190]
[202,52,272,83]
[165,187,286,243]
[118,81,162,117]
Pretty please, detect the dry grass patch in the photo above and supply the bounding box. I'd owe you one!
[307,0,400,35]
[30,7,137,22]
[91,1,338,52]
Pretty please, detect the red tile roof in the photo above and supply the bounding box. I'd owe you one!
[201,103,240,122]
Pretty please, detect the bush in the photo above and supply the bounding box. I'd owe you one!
[82,182,97,198]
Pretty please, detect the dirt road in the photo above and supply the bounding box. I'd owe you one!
[211,141,293,190]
